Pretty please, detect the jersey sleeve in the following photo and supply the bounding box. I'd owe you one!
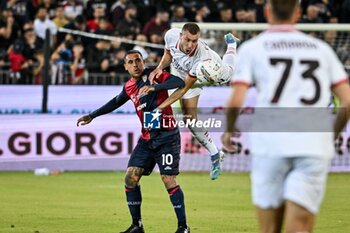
[154,73,185,91]
[115,87,130,104]
[156,71,170,83]
[164,29,172,50]
[326,44,349,88]
[231,43,253,86]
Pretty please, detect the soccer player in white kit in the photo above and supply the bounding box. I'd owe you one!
[222,0,350,232]
[148,22,239,180]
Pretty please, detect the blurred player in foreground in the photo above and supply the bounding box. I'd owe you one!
[77,50,190,233]
[222,0,350,232]
[146,22,240,180]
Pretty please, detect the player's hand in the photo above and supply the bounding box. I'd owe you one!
[221,132,236,153]
[139,86,155,97]
[149,67,163,84]
[76,115,92,127]
[153,107,163,112]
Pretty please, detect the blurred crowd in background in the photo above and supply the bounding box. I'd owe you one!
[0,0,349,85]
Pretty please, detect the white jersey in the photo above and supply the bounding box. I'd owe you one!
[164,28,223,80]
[233,25,348,158]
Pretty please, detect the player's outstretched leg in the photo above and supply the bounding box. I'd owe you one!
[224,32,240,46]
[182,97,225,180]
[188,126,225,180]
[210,150,225,180]
[222,33,240,81]
[223,32,239,66]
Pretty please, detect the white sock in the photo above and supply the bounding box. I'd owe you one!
[188,125,219,156]
[223,45,236,67]
[227,42,237,49]
[222,45,237,83]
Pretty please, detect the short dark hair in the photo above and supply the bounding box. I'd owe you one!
[74,15,85,25]
[172,4,183,12]
[219,4,231,12]
[124,50,143,60]
[182,22,200,35]
[37,5,47,12]
[270,0,299,21]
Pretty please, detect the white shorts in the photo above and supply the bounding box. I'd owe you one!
[251,156,331,214]
[168,87,202,100]
[183,87,202,99]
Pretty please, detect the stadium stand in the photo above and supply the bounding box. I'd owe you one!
[0,0,349,85]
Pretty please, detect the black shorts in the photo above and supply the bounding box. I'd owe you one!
[128,130,181,176]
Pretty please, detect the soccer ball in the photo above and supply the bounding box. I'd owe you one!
[195,59,223,84]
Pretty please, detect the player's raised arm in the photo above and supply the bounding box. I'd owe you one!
[138,73,185,96]
[157,74,197,110]
[76,89,130,127]
[149,48,173,84]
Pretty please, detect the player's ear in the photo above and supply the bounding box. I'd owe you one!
[124,63,127,71]
[293,6,302,23]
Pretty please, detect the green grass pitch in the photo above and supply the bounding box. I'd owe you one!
[0,172,349,233]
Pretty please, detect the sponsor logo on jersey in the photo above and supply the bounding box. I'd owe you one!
[172,60,187,72]
[137,103,147,111]
[130,94,139,103]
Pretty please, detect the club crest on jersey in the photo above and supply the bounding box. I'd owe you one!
[142,75,147,82]
[130,94,139,103]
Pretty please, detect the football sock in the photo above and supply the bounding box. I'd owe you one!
[223,46,236,70]
[168,185,187,228]
[188,125,219,155]
[125,185,142,227]
[227,41,237,50]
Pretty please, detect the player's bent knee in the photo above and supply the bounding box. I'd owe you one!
[161,175,177,189]
[161,175,175,183]
[124,167,143,188]
[124,174,138,188]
